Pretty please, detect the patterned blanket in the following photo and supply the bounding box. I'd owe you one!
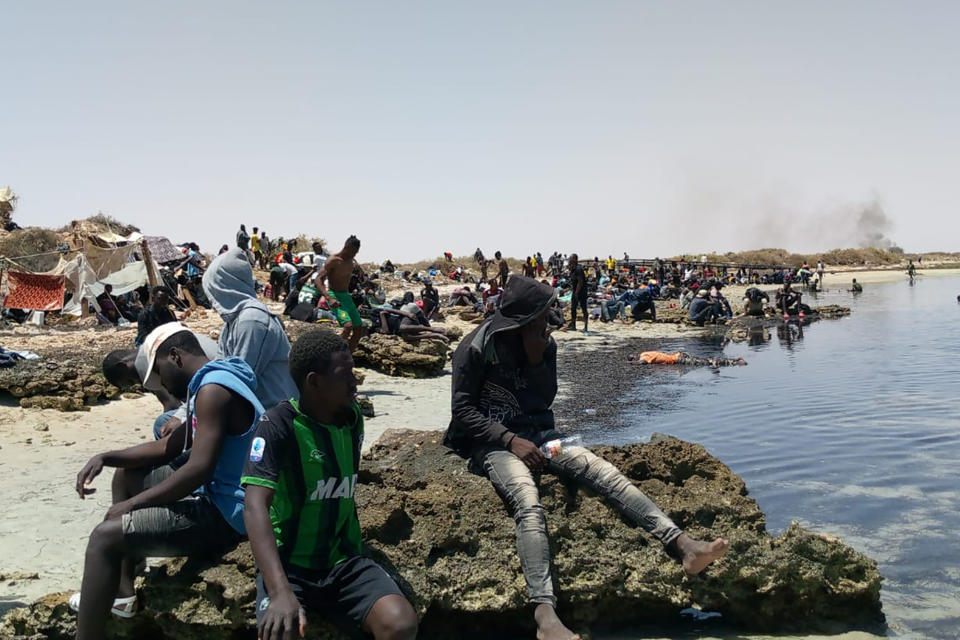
[2,271,66,311]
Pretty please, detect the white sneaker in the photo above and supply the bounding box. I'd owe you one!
[68,592,137,618]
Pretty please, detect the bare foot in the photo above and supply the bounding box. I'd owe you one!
[534,604,580,640]
[675,534,729,575]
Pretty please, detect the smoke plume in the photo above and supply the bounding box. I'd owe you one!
[853,201,895,249]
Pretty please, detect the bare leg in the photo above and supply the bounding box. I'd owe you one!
[362,594,418,640]
[111,468,147,598]
[535,604,580,640]
[76,519,125,640]
[344,324,364,351]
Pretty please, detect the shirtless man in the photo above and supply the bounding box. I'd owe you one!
[315,235,365,351]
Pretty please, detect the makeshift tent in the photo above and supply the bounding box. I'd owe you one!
[1,228,177,316]
[48,251,161,316]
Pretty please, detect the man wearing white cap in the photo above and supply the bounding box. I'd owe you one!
[71,323,264,640]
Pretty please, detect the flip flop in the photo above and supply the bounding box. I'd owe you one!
[68,592,137,618]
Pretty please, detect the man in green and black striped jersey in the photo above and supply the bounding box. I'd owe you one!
[241,330,417,640]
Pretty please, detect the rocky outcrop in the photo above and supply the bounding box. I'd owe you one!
[352,333,449,378]
[285,321,452,379]
[725,305,851,343]
[0,355,124,412]
[0,311,454,412]
[1,430,884,639]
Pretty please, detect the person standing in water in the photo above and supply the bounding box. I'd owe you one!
[314,235,365,352]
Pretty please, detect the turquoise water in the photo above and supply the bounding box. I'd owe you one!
[585,276,960,639]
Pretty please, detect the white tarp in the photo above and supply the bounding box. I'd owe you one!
[50,254,159,316]
[95,230,143,245]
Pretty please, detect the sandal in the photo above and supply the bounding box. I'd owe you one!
[68,592,137,618]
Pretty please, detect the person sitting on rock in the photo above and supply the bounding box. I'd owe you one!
[203,246,299,409]
[776,278,803,318]
[742,287,769,316]
[688,288,721,325]
[444,276,728,640]
[630,282,657,321]
[102,327,221,439]
[708,285,733,320]
[71,325,264,640]
[628,350,747,367]
[447,285,480,310]
[242,329,418,640]
[420,279,441,319]
[483,278,504,315]
[134,287,178,346]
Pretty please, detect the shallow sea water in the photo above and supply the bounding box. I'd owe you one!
[575,276,960,640]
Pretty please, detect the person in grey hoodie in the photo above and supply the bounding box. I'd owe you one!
[203,247,298,408]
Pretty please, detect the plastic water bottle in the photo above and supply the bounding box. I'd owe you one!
[583,408,597,416]
[540,434,584,459]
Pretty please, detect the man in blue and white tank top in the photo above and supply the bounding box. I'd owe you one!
[70,323,264,640]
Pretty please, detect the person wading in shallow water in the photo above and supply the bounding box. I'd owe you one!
[444,277,729,640]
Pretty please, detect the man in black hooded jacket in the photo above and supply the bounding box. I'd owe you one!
[444,276,729,640]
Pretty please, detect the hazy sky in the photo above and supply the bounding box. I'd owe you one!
[3,1,958,262]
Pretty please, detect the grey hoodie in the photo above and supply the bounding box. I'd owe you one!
[202,247,298,408]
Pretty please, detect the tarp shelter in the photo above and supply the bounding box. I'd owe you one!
[1,230,173,316]
[48,251,161,316]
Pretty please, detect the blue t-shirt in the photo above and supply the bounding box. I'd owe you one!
[186,250,201,277]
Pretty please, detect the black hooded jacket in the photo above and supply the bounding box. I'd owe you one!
[443,277,559,458]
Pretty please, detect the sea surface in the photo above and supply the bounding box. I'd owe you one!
[568,276,960,640]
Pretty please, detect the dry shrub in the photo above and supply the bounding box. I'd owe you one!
[292,234,327,253]
[670,247,905,267]
[59,214,141,237]
[0,227,63,272]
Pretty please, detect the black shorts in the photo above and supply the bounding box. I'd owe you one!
[256,556,404,636]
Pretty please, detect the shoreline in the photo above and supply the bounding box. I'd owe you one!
[823,266,960,286]
[0,303,896,638]
[0,276,883,634]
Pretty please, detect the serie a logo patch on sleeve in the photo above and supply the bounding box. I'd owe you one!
[250,437,266,462]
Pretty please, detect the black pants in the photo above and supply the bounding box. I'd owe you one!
[691,301,720,325]
[632,300,656,320]
[569,295,588,329]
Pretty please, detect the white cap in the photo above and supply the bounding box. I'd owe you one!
[141,323,190,392]
[136,330,219,387]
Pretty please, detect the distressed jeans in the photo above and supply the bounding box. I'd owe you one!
[601,299,627,322]
[482,444,683,606]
